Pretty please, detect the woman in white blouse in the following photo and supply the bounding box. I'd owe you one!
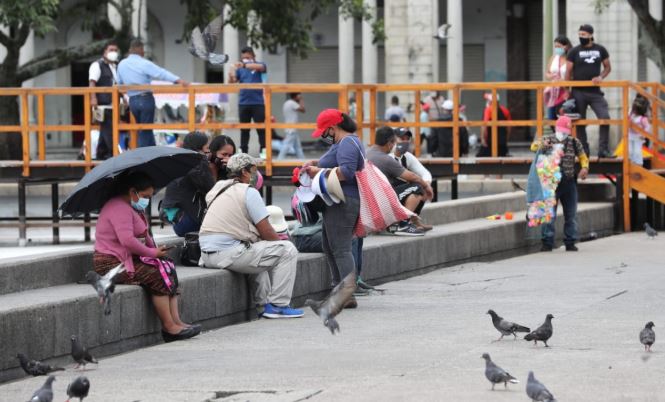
[544,36,572,121]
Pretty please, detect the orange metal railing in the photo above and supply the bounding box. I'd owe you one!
[1,80,664,232]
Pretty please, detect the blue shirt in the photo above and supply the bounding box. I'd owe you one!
[237,62,267,105]
[117,54,180,97]
[318,135,365,199]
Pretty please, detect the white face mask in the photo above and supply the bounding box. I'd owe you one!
[555,132,568,142]
[106,51,119,62]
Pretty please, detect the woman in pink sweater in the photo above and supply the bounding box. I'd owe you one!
[94,172,200,342]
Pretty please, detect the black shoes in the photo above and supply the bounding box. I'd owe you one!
[541,244,553,252]
[565,244,579,252]
[162,325,201,343]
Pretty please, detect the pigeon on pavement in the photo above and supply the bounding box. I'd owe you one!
[487,309,530,341]
[526,371,556,401]
[189,15,229,65]
[17,353,65,377]
[481,353,519,390]
[70,336,98,369]
[640,321,655,352]
[66,376,90,402]
[29,375,55,402]
[305,272,357,334]
[644,223,658,239]
[86,264,125,315]
[524,314,554,347]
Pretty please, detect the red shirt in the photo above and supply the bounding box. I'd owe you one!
[483,105,512,121]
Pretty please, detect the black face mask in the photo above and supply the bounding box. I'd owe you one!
[579,36,592,46]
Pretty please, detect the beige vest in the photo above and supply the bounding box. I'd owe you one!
[199,180,260,243]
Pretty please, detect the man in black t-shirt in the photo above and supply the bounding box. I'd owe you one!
[565,24,612,157]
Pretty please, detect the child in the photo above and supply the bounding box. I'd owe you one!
[628,95,651,166]
[530,116,589,252]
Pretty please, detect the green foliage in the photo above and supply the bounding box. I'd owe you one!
[591,0,614,14]
[0,0,59,36]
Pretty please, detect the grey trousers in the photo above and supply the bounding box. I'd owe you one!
[571,89,610,155]
[200,240,298,307]
[322,196,360,286]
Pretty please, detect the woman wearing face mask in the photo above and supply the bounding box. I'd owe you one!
[94,171,201,342]
[304,109,365,308]
[544,36,572,122]
[209,135,237,181]
[161,131,215,236]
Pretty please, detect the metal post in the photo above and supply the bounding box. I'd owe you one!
[266,185,273,205]
[84,213,91,242]
[18,179,27,246]
[51,182,60,245]
[451,176,459,200]
[431,179,438,202]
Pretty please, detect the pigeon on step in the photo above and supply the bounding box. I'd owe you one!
[526,371,556,401]
[305,272,356,334]
[524,314,554,347]
[482,353,519,390]
[487,309,530,341]
[29,375,55,402]
[640,321,655,352]
[644,223,658,239]
[16,353,65,377]
[70,336,98,369]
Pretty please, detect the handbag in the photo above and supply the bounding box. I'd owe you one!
[347,139,413,237]
[139,256,179,294]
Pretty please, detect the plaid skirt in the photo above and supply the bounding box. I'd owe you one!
[93,252,179,296]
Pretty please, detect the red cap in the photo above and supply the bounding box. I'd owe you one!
[312,109,344,138]
[555,115,572,134]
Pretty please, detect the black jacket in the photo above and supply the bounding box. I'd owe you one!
[161,155,215,223]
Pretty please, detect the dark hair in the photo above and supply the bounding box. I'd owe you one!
[209,135,237,155]
[632,94,650,116]
[554,35,572,50]
[288,92,301,100]
[391,95,399,105]
[240,46,255,55]
[116,171,153,195]
[375,126,396,146]
[182,131,209,151]
[336,112,357,133]
[129,38,144,50]
[579,24,594,34]
[104,41,118,51]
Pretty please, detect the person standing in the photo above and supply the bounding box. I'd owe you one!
[530,116,589,252]
[544,36,572,121]
[565,24,612,157]
[89,41,120,160]
[117,39,188,147]
[385,95,406,122]
[477,93,512,157]
[228,46,268,155]
[278,93,306,160]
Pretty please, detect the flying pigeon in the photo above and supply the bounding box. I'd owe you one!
[640,321,655,352]
[70,336,98,369]
[526,371,556,402]
[481,353,519,390]
[524,314,554,347]
[16,353,65,377]
[433,23,452,40]
[189,15,230,65]
[305,272,357,334]
[29,375,55,402]
[644,223,658,239]
[66,376,90,402]
[487,309,530,341]
[86,264,125,315]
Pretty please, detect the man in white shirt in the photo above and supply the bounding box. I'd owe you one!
[384,95,406,122]
[278,93,306,159]
[89,42,120,159]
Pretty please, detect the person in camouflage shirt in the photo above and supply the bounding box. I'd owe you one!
[531,116,589,252]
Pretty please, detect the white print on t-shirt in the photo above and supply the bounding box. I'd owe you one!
[579,50,601,64]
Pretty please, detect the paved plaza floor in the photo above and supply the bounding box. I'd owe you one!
[1,232,664,401]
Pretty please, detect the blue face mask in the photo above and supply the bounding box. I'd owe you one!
[131,191,150,211]
[554,47,565,56]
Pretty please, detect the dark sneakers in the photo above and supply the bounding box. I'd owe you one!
[565,244,579,252]
[541,244,553,252]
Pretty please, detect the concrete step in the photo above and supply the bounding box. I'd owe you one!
[0,201,615,383]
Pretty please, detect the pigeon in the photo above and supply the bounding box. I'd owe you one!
[433,23,452,40]
[511,178,525,192]
[16,353,65,377]
[640,321,655,352]
[86,264,125,315]
[29,375,55,402]
[188,15,230,65]
[481,353,519,390]
[66,376,90,402]
[526,371,556,402]
[305,272,357,334]
[70,336,98,369]
[486,309,530,341]
[644,223,658,239]
[524,314,554,347]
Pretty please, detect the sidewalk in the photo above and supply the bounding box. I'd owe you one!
[1,232,662,401]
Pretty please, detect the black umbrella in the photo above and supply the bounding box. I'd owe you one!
[59,146,201,216]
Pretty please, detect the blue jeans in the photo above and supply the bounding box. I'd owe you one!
[277,130,305,159]
[351,237,363,276]
[542,177,578,247]
[129,93,156,147]
[173,214,200,237]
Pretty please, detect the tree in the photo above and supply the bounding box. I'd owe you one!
[0,0,383,159]
[594,0,665,82]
